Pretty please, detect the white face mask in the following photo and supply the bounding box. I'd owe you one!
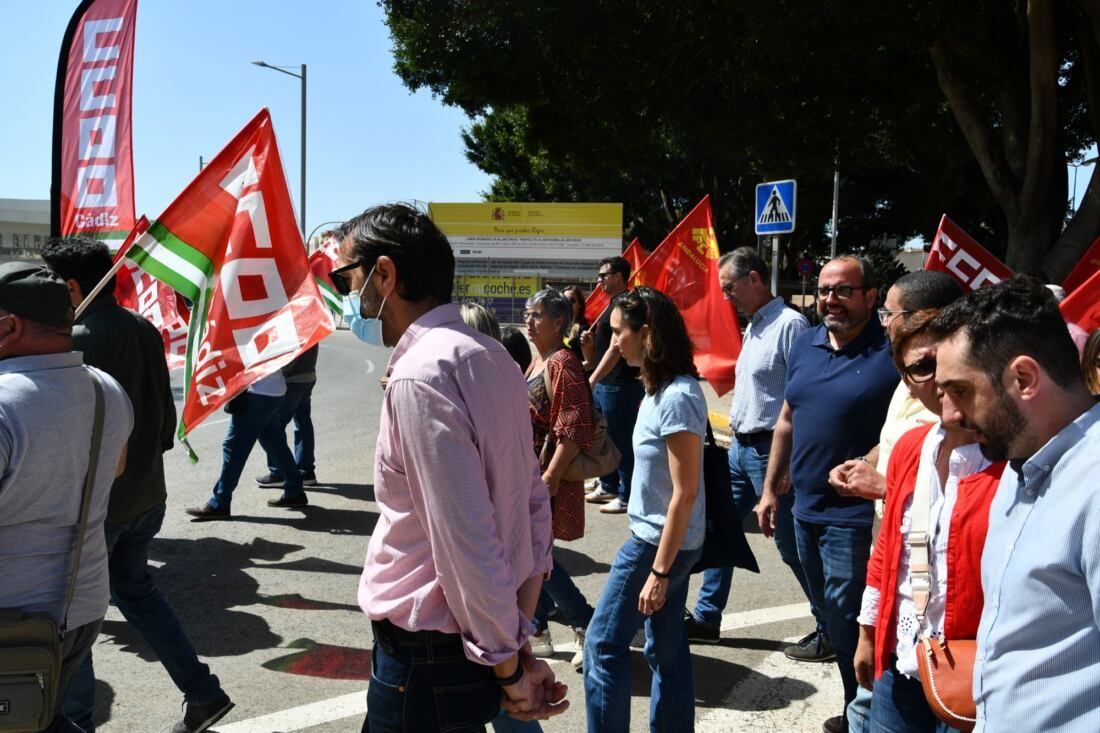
[345,265,387,346]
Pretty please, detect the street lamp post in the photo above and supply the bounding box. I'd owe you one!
[252,60,307,240]
[1070,156,1099,213]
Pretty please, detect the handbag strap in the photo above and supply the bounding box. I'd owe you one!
[907,427,939,632]
[60,371,106,635]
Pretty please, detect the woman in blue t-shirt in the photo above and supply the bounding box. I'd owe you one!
[583,287,707,733]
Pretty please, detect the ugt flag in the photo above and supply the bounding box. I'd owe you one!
[122,109,333,441]
[1061,268,1100,333]
[630,196,742,395]
[1062,236,1100,295]
[52,0,139,243]
[924,215,1013,292]
[584,238,646,324]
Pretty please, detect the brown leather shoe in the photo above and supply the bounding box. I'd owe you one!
[185,504,231,521]
[267,494,309,508]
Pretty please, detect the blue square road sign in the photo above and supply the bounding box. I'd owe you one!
[755,180,797,235]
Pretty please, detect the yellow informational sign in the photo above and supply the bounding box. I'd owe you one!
[429,202,622,260]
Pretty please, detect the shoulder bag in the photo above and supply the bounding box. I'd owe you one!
[0,374,105,733]
[910,435,977,733]
[539,361,620,482]
[691,422,759,574]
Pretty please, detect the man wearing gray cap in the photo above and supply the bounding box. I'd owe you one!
[0,262,133,733]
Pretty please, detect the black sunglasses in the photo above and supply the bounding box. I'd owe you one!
[902,356,937,383]
[328,260,363,296]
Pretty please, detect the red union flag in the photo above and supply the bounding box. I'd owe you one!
[584,238,646,324]
[629,196,742,395]
[122,109,333,441]
[924,215,1013,292]
[1062,236,1100,295]
[1061,268,1100,332]
[52,0,138,242]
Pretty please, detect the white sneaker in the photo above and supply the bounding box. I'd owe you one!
[585,487,617,504]
[530,628,554,658]
[599,497,628,514]
[570,628,585,672]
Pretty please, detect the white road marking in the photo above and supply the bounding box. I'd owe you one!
[214,602,816,732]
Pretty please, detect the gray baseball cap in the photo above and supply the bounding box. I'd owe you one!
[0,262,75,328]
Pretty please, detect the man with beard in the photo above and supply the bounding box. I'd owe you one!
[931,276,1100,733]
[757,256,899,733]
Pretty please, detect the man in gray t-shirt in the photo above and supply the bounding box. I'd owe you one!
[0,262,132,733]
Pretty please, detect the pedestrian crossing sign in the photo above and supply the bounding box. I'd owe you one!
[755,179,797,235]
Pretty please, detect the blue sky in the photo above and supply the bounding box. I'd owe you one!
[0,1,493,236]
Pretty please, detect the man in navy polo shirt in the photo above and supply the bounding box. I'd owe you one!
[757,256,898,733]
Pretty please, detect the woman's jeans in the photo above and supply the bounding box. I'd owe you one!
[584,535,702,733]
[533,550,595,632]
[870,660,960,733]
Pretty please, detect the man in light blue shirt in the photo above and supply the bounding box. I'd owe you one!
[933,276,1100,733]
[684,247,821,658]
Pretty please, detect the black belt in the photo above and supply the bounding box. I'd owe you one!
[372,619,463,649]
[734,430,773,446]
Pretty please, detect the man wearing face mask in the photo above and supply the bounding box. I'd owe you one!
[330,204,568,731]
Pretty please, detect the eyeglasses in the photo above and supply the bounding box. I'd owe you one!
[877,308,912,325]
[597,271,619,281]
[902,356,936,383]
[523,310,547,321]
[328,260,363,296]
[720,272,748,296]
[816,284,868,300]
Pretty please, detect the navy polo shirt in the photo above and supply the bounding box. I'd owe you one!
[784,318,898,527]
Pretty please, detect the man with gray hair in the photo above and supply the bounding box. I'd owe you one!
[0,262,132,733]
[684,247,824,659]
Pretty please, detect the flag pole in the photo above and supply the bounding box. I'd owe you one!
[74,221,145,319]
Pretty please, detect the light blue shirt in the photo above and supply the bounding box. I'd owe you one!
[628,376,707,551]
[728,296,808,434]
[974,399,1100,732]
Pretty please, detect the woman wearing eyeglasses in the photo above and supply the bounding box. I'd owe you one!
[583,287,706,733]
[522,288,597,670]
[853,309,1005,732]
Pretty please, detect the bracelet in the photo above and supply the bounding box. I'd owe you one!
[650,568,670,579]
[493,663,525,687]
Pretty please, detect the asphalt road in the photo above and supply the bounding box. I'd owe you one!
[89,330,842,733]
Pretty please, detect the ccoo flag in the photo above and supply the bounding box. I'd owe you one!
[308,235,344,317]
[629,196,742,395]
[122,109,333,443]
[52,0,139,242]
[584,238,646,324]
[924,215,1013,292]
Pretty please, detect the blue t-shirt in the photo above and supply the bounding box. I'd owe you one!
[628,375,707,551]
[785,320,898,527]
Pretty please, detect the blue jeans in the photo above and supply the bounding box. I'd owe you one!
[63,506,222,732]
[490,712,543,732]
[848,683,873,733]
[795,519,872,714]
[584,535,702,733]
[264,380,316,476]
[363,623,500,732]
[211,392,303,510]
[533,551,595,631]
[593,381,644,501]
[870,661,959,733]
[692,439,820,630]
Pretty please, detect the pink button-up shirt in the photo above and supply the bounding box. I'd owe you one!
[359,304,553,665]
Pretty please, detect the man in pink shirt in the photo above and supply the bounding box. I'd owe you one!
[331,204,568,731]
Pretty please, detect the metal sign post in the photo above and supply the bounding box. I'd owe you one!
[771,235,780,294]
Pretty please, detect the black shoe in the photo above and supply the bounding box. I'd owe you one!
[169,691,234,733]
[300,470,318,486]
[822,715,845,733]
[784,630,836,663]
[683,610,720,644]
[255,472,284,487]
[267,494,309,508]
[185,504,231,521]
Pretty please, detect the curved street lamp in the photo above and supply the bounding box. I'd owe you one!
[252,60,307,240]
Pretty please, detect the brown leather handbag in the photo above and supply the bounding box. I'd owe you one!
[916,636,977,732]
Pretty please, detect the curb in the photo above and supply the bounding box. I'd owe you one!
[708,411,731,448]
